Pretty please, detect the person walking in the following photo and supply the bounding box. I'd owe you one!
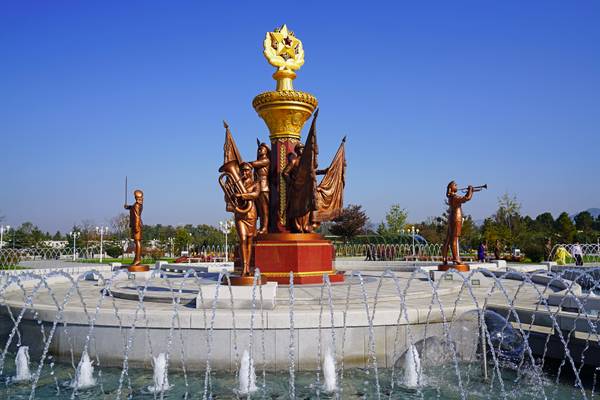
[494,240,502,260]
[477,242,486,262]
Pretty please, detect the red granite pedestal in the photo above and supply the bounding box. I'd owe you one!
[253,233,345,284]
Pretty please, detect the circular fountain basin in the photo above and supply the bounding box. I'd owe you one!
[0,268,551,372]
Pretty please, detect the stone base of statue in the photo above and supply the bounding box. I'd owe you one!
[228,274,263,286]
[438,263,470,273]
[253,233,345,284]
[126,264,150,272]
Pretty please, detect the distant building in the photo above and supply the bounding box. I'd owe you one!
[42,240,68,249]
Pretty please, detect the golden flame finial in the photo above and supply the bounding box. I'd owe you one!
[263,24,305,91]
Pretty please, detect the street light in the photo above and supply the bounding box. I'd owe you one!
[404,226,420,257]
[0,225,10,249]
[167,237,174,258]
[219,220,233,262]
[69,231,81,260]
[95,226,109,263]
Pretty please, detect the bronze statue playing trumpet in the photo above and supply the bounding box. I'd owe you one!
[439,181,487,272]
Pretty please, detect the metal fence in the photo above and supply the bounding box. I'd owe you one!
[333,243,444,261]
[0,246,103,267]
[549,243,600,264]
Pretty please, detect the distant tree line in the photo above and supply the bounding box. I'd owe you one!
[325,196,600,262]
[3,196,599,262]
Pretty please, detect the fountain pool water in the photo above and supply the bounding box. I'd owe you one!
[1,264,600,399]
[69,350,96,389]
[322,346,337,393]
[403,344,422,388]
[147,353,172,393]
[12,345,31,382]
[238,349,257,395]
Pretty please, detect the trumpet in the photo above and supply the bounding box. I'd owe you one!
[218,160,253,214]
[458,184,487,193]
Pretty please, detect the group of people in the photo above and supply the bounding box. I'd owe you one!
[476,240,503,262]
[554,242,584,266]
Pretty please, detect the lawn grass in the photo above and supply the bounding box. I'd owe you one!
[75,258,177,264]
[0,265,25,270]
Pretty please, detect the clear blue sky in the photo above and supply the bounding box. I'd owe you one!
[1,1,599,233]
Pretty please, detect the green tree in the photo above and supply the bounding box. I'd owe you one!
[174,227,192,255]
[482,194,522,248]
[555,212,576,243]
[533,212,554,238]
[574,211,594,232]
[13,222,45,248]
[330,204,369,241]
[377,204,408,237]
[416,216,446,244]
[105,243,124,258]
[460,215,480,250]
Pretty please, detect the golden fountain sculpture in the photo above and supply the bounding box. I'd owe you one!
[219,25,346,285]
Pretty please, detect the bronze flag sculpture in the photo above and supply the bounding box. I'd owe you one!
[284,110,346,232]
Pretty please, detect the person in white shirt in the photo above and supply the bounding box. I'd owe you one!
[571,242,584,266]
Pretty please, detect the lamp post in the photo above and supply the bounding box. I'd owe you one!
[0,225,10,249]
[219,220,233,262]
[95,226,108,263]
[167,237,174,258]
[69,231,81,260]
[404,226,420,257]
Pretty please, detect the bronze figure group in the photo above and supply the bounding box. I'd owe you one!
[217,111,346,277]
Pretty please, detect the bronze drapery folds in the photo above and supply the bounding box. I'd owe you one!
[221,121,244,213]
[313,136,346,223]
[223,120,243,165]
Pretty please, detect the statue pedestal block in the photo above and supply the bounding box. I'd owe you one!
[127,264,150,272]
[438,263,470,272]
[253,233,344,284]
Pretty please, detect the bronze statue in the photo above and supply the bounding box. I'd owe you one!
[124,189,144,266]
[440,181,486,271]
[282,142,311,232]
[251,140,270,234]
[284,111,346,232]
[234,162,260,275]
[441,181,472,267]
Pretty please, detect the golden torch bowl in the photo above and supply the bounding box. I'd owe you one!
[252,89,318,140]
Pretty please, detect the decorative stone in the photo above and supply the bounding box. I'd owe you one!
[197,282,278,310]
